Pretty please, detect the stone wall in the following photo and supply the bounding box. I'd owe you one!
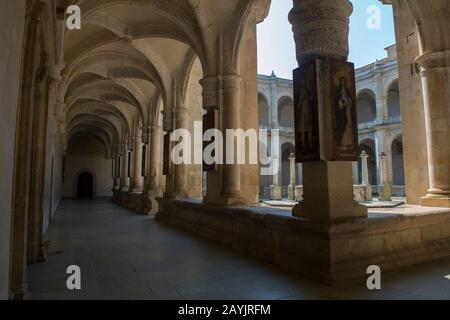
[0,0,27,300]
[157,199,450,285]
[62,156,114,198]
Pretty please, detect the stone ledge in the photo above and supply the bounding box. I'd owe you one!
[156,198,450,286]
[112,190,152,215]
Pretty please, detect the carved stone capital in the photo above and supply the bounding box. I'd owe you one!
[289,0,353,63]
[161,109,174,132]
[200,77,219,111]
[416,50,450,70]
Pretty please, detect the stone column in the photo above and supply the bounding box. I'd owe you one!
[375,72,388,122]
[418,51,450,206]
[405,1,450,207]
[270,158,282,201]
[113,155,121,191]
[270,76,279,128]
[162,108,176,198]
[130,131,143,193]
[360,151,373,201]
[222,75,242,199]
[378,152,392,201]
[120,141,130,191]
[173,107,191,198]
[288,153,297,201]
[148,125,163,193]
[290,0,367,221]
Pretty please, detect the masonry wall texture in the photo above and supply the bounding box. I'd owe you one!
[0,0,27,300]
[391,0,429,204]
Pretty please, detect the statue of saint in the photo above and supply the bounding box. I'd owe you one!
[335,77,354,150]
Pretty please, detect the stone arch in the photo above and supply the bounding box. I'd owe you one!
[258,92,270,127]
[359,139,377,185]
[387,79,400,119]
[357,89,377,124]
[391,135,405,186]
[278,96,294,128]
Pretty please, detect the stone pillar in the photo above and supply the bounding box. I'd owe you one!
[270,76,279,128]
[405,1,450,208]
[375,72,388,122]
[162,108,176,198]
[290,0,367,221]
[113,155,121,191]
[270,158,282,201]
[378,152,392,201]
[222,75,242,199]
[130,131,143,193]
[173,107,191,198]
[360,151,373,201]
[148,126,163,192]
[418,51,450,207]
[288,153,297,201]
[120,142,130,191]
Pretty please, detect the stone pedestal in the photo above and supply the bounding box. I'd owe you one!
[295,185,304,202]
[270,158,282,201]
[293,162,367,222]
[378,152,392,201]
[360,151,373,201]
[270,186,282,201]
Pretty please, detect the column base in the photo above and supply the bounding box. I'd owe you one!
[293,161,368,222]
[363,184,373,201]
[295,185,304,202]
[270,186,282,201]
[293,202,367,222]
[421,195,450,208]
[288,185,296,201]
[379,183,392,202]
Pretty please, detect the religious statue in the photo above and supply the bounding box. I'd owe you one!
[335,76,355,151]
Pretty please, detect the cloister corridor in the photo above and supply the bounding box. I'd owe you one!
[26,200,450,300]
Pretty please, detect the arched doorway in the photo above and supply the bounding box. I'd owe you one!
[77,172,94,199]
[278,96,295,128]
[357,90,377,124]
[387,80,400,119]
[258,92,270,127]
[358,140,378,186]
[392,136,405,186]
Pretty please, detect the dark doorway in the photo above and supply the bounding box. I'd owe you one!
[77,172,94,198]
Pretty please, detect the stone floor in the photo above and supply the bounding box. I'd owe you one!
[26,199,450,300]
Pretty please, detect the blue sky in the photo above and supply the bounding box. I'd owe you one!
[257,0,396,79]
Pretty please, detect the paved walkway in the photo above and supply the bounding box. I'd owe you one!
[27,200,450,300]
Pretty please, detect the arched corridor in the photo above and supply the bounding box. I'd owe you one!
[1,0,450,301]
